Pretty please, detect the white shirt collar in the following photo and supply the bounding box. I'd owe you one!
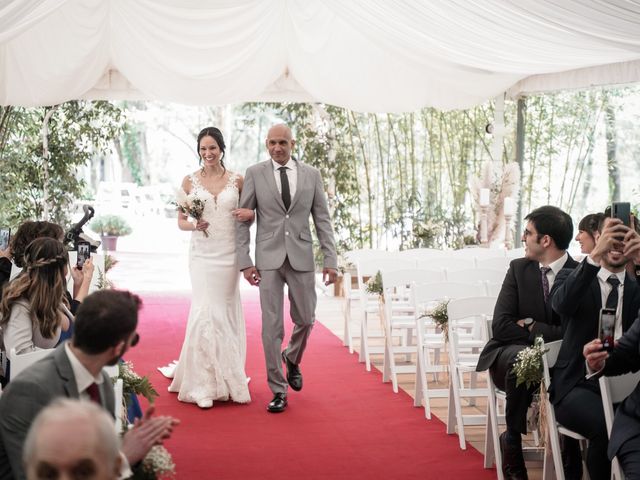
[597,266,626,285]
[271,158,296,172]
[64,342,104,395]
[541,251,568,276]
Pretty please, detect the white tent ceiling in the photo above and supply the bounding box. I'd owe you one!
[2,0,640,112]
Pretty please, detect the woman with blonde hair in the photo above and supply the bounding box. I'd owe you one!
[1,237,73,355]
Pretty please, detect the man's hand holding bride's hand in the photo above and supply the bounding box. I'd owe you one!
[323,268,337,286]
[243,266,261,286]
[232,208,255,222]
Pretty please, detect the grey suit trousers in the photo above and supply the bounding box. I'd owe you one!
[260,257,316,394]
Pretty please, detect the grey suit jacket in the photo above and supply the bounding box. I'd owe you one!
[0,344,114,480]
[236,159,337,272]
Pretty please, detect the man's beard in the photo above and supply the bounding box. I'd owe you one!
[106,344,127,366]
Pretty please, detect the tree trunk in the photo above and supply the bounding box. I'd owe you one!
[604,93,620,201]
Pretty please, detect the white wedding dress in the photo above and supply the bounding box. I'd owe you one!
[164,171,251,406]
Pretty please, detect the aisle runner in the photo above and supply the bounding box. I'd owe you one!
[126,293,495,479]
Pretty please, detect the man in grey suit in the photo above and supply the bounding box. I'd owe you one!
[0,290,177,480]
[237,123,338,413]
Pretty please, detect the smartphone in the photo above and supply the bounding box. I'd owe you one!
[0,228,10,250]
[611,202,631,227]
[76,241,90,270]
[598,307,616,352]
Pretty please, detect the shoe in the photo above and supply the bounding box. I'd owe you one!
[267,392,287,413]
[499,432,528,480]
[197,399,213,409]
[282,350,303,391]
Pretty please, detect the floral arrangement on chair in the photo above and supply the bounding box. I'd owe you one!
[96,253,118,290]
[512,336,549,439]
[117,362,175,479]
[365,271,383,297]
[420,300,450,341]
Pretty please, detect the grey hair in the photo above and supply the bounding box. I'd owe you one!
[23,398,120,468]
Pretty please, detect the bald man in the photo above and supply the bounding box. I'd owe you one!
[23,398,120,480]
[236,123,337,413]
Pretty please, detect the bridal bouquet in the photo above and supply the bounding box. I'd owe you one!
[174,190,209,237]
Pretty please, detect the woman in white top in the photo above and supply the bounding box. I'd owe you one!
[1,237,72,355]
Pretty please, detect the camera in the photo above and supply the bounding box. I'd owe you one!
[0,228,10,250]
[76,241,90,270]
[598,307,616,352]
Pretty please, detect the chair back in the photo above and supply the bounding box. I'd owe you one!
[599,371,640,434]
[450,248,506,259]
[8,348,54,380]
[485,281,504,297]
[506,247,525,259]
[397,248,447,259]
[446,268,507,284]
[411,281,486,308]
[344,249,396,264]
[475,256,509,272]
[541,340,563,385]
[415,257,476,274]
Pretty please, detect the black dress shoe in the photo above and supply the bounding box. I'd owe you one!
[282,350,303,391]
[499,432,528,480]
[267,392,287,413]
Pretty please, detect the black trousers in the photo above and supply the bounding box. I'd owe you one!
[489,344,535,434]
[618,433,640,479]
[554,380,610,480]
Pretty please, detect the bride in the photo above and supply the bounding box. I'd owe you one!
[163,126,254,409]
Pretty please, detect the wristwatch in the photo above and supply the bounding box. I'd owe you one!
[523,318,534,330]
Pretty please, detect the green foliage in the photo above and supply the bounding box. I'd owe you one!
[91,214,132,237]
[0,102,124,229]
[422,300,449,341]
[513,336,548,390]
[118,361,159,405]
[364,270,383,296]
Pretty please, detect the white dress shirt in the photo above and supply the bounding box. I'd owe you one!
[272,158,297,200]
[586,256,626,339]
[540,251,568,291]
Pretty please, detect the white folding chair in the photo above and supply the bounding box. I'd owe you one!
[446,296,497,449]
[397,248,448,259]
[485,281,504,297]
[476,256,510,272]
[412,282,486,419]
[416,257,476,275]
[446,268,508,285]
[103,364,124,432]
[541,340,588,480]
[450,248,506,260]
[506,247,525,259]
[600,371,640,480]
[7,348,53,380]
[380,268,445,393]
[356,257,416,371]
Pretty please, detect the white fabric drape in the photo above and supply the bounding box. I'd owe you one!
[1,0,640,111]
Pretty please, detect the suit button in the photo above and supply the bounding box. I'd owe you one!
[285,215,290,219]
[285,231,289,236]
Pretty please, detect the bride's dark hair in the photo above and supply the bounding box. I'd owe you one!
[197,127,226,174]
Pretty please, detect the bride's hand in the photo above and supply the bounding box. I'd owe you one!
[195,219,209,231]
[233,208,254,222]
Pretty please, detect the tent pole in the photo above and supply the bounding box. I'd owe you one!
[515,96,526,240]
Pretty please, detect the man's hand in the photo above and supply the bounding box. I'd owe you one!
[323,268,337,286]
[623,226,640,265]
[121,406,179,464]
[242,266,261,286]
[590,218,628,263]
[232,208,255,222]
[583,338,609,373]
[0,246,10,259]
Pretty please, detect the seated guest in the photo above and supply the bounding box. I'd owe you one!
[22,398,121,480]
[584,316,640,479]
[476,205,578,480]
[575,212,604,255]
[551,216,640,479]
[1,238,73,355]
[0,289,179,480]
[0,220,94,312]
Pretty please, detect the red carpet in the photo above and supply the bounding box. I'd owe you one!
[126,292,496,479]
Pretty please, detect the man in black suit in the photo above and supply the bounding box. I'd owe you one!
[477,205,577,480]
[0,290,177,480]
[584,316,640,479]
[553,217,640,479]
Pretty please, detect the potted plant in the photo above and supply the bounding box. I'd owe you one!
[90,214,132,251]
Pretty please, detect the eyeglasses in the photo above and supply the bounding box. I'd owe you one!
[130,332,140,347]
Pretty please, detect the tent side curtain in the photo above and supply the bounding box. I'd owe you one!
[1,0,640,111]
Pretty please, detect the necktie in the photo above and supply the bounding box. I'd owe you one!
[279,167,291,210]
[85,382,101,404]
[540,266,551,303]
[606,275,621,310]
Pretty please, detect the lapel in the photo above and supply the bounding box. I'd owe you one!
[622,273,637,331]
[289,160,307,211]
[260,161,286,211]
[53,345,80,398]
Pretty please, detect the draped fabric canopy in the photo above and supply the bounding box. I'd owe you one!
[2,0,640,112]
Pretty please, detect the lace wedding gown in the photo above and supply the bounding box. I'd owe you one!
[165,172,251,405]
